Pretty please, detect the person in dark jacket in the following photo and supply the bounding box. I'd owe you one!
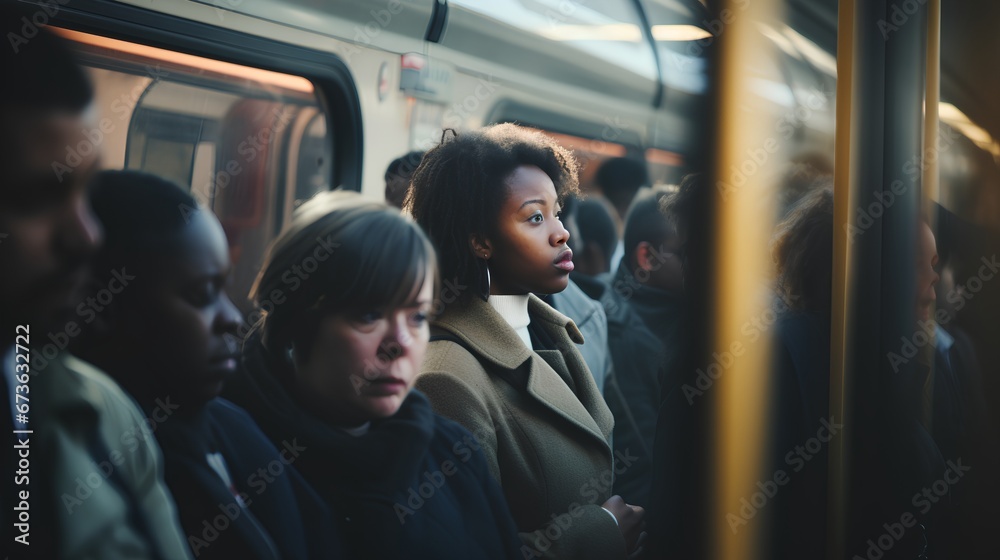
[586,190,683,508]
[0,11,192,559]
[573,197,619,277]
[75,170,341,560]
[225,190,521,560]
[582,278,662,509]
[766,186,836,559]
[607,189,685,349]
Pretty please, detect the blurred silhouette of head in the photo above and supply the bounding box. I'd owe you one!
[574,197,618,276]
[0,6,102,336]
[594,157,648,224]
[915,221,940,322]
[384,150,424,209]
[81,170,243,408]
[624,189,683,293]
[771,183,834,313]
[660,173,710,289]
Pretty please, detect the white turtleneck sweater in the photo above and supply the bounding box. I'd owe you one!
[487,294,532,350]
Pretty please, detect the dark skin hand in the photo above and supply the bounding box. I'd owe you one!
[602,494,647,557]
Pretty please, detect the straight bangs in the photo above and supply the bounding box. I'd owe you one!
[336,212,439,314]
[252,191,439,360]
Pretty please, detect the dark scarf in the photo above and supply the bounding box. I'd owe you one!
[230,327,436,501]
[612,262,684,347]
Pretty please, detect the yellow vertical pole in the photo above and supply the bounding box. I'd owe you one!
[713,0,781,559]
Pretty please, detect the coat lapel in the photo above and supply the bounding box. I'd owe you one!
[525,351,608,446]
[433,296,613,449]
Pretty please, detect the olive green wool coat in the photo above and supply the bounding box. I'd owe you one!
[416,295,627,560]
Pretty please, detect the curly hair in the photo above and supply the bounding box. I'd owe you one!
[771,182,834,312]
[404,123,580,306]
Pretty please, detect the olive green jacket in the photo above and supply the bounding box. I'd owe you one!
[417,295,626,560]
[33,353,192,560]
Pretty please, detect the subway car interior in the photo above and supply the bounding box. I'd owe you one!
[3,0,999,559]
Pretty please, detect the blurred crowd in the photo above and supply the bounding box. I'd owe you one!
[3,9,997,560]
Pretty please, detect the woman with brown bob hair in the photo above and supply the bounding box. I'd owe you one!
[226,190,520,559]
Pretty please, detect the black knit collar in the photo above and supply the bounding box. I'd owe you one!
[234,329,436,496]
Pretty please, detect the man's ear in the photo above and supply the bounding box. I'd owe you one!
[579,242,607,275]
[468,234,493,259]
[636,241,655,272]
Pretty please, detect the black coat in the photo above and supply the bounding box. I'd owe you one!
[574,271,662,507]
[154,398,341,559]
[226,330,522,560]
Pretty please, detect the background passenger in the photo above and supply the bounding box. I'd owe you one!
[573,197,619,278]
[75,170,338,560]
[767,185,835,559]
[587,190,682,508]
[227,191,520,560]
[407,124,646,559]
[593,157,650,271]
[647,172,714,559]
[0,9,191,559]
[614,190,685,348]
[929,223,999,557]
[384,150,425,209]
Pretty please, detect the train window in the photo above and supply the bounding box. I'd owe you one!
[56,29,333,314]
[449,0,656,80]
[540,129,628,193]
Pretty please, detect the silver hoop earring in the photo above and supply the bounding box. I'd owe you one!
[478,257,491,301]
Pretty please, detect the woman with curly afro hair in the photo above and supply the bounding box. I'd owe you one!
[407,123,646,559]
